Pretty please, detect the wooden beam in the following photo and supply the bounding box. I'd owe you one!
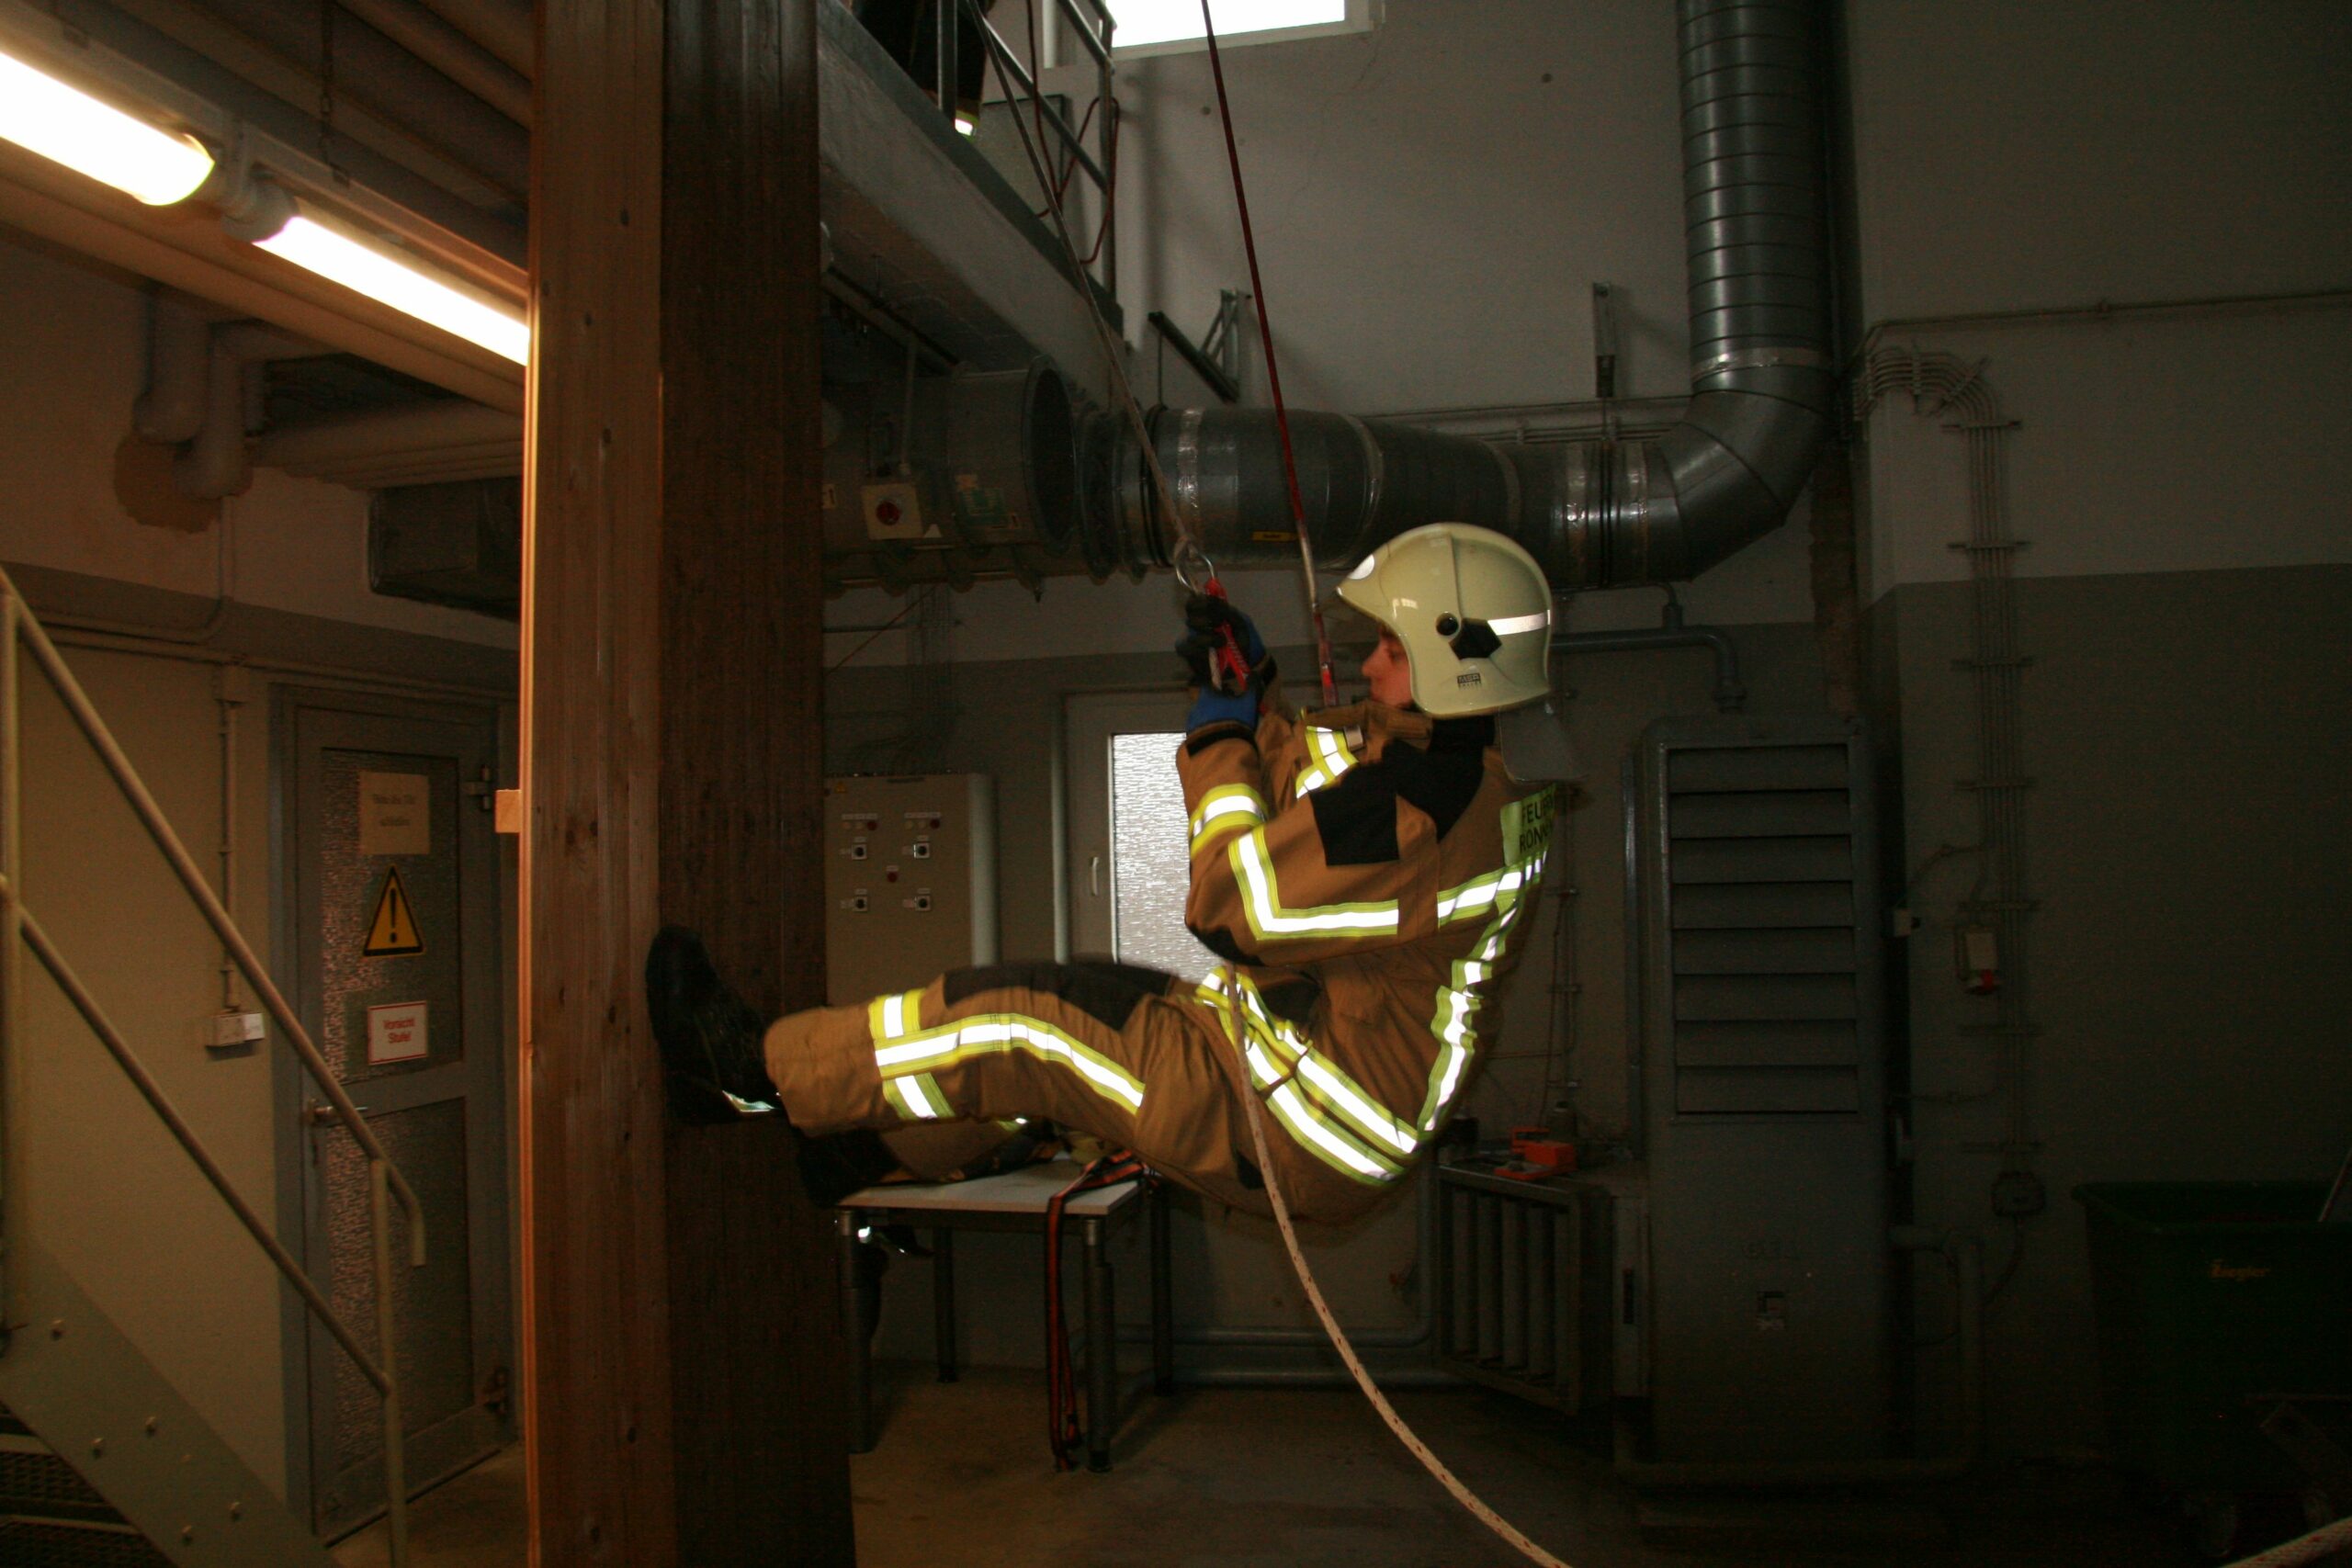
[523,1,844,1563]
[658,0,853,1561]
[521,0,673,1559]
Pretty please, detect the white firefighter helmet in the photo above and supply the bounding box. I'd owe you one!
[1335,523,1554,716]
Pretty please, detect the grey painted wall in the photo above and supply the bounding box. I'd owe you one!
[1846,0,2352,1459]
[1874,567,2352,1452]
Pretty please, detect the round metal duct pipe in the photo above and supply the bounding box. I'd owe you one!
[1076,0,1832,592]
[820,0,1830,595]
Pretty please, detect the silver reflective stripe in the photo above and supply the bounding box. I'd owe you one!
[1229,828,1399,941]
[1437,852,1547,924]
[1267,1082,1398,1184]
[876,1013,1146,1111]
[886,1072,948,1120]
[1295,727,1359,796]
[1295,1052,1419,1156]
[1487,608,1550,637]
[1190,784,1268,846]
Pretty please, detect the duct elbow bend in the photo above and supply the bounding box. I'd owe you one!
[1657,384,1833,581]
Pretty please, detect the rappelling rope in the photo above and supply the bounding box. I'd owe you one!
[1198,0,1339,706]
[2222,1512,2352,1568]
[1216,978,1572,1568]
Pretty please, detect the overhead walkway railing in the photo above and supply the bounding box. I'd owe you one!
[934,0,1120,298]
[0,563,424,1566]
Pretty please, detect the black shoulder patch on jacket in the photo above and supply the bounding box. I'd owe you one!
[1310,764,1401,865]
[1309,730,1491,864]
[1384,733,1488,842]
[943,960,1174,1032]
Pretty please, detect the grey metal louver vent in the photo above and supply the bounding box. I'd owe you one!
[1627,718,1895,1463]
[1662,741,1865,1116]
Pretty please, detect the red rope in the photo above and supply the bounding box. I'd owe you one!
[1199,2,1339,705]
[1044,1149,1150,1471]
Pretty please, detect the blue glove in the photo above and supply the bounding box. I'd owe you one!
[1186,687,1260,734]
[1176,592,1266,694]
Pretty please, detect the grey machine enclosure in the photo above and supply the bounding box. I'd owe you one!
[1624,716,1894,1463]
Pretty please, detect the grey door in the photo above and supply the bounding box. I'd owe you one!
[278,692,512,1536]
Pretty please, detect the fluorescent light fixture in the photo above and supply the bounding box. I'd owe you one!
[1110,0,1348,50]
[0,45,213,205]
[252,209,529,364]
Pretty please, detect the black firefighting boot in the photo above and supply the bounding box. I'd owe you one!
[645,925,782,1122]
[644,925,900,1204]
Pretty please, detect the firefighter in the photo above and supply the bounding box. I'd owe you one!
[647,523,1566,1223]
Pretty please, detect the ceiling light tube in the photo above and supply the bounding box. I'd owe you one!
[234,185,529,365]
[0,43,214,205]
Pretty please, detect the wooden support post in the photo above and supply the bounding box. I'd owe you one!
[524,3,849,1564]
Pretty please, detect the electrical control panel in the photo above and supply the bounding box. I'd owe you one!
[823,773,998,1005]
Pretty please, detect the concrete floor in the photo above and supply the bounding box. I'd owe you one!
[336,1361,2222,1566]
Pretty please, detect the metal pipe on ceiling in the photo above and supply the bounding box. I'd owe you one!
[172,321,333,500]
[252,400,522,471]
[132,296,212,445]
[830,0,1832,596]
[1080,0,1832,592]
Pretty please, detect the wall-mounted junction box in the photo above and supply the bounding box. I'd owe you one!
[823,773,997,1005]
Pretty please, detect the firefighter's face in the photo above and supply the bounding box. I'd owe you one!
[1363,628,1413,707]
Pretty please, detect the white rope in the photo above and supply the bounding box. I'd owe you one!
[1220,984,1572,1568]
[2223,1510,2352,1568]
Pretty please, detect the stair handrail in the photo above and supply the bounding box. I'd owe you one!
[0,564,421,1565]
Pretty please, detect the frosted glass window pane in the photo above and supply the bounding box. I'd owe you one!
[1109,0,1347,50]
[1110,732,1219,981]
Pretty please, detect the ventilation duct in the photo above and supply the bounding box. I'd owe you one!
[817,0,1830,594]
[370,477,521,616]
[1083,0,1831,591]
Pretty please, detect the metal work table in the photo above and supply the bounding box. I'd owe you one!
[835,1160,1173,1472]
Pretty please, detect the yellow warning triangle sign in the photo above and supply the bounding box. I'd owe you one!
[365,867,425,957]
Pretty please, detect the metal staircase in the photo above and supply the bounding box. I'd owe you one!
[0,565,424,1566]
[1,1396,174,1568]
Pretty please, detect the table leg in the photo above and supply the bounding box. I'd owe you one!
[933,1227,958,1383]
[837,1210,875,1453]
[1150,1180,1174,1395]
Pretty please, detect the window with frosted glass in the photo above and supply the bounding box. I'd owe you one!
[1109,733,1220,981]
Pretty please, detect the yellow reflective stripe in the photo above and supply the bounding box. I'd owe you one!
[868,987,925,1042]
[1190,784,1269,847]
[1294,727,1359,797]
[1266,1083,1399,1185]
[1204,964,1407,1179]
[1228,829,1399,942]
[885,1072,949,1121]
[1193,976,1270,1084]
[1294,1051,1419,1157]
[1416,886,1535,1129]
[876,1012,1146,1111]
[1418,1037,1473,1133]
[1436,851,1548,924]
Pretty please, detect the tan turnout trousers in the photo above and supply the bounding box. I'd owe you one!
[765,689,1556,1224]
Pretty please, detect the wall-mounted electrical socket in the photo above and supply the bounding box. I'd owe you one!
[1992,1169,2046,1217]
[208,1010,266,1050]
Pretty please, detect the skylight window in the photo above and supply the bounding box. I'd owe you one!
[1107,0,1377,57]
